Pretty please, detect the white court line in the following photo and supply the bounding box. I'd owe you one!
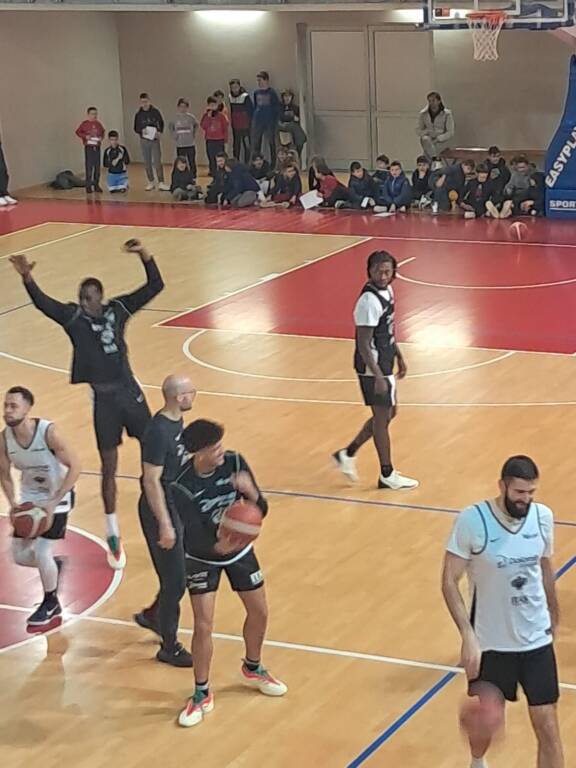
[0,224,106,261]
[0,522,123,655]
[182,330,516,384]
[153,236,373,327]
[1,603,575,691]
[3,348,576,408]
[0,222,52,241]
[397,271,576,291]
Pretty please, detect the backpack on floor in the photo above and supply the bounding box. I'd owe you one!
[49,170,85,190]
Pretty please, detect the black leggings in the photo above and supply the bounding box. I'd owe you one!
[84,146,101,189]
[233,129,251,164]
[0,143,9,196]
[138,496,186,649]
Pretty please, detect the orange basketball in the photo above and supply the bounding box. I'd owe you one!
[11,502,52,539]
[220,500,263,543]
[459,691,504,743]
[509,221,528,241]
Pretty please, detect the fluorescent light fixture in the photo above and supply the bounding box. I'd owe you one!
[195,10,267,24]
[390,9,425,23]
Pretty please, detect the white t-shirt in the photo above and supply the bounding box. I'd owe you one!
[446,500,553,652]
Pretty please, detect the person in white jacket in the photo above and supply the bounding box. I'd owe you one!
[417,92,455,160]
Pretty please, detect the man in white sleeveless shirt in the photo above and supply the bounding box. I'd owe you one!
[0,386,81,631]
[442,456,564,768]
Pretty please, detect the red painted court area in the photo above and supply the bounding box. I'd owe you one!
[0,518,116,649]
[164,237,576,355]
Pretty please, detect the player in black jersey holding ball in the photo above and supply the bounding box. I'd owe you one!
[10,238,164,569]
[333,250,418,490]
[171,419,287,728]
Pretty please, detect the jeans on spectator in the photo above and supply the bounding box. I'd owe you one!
[177,146,197,178]
[138,495,186,650]
[251,122,276,167]
[233,129,251,164]
[230,190,258,208]
[140,138,164,183]
[206,139,225,177]
[84,146,101,190]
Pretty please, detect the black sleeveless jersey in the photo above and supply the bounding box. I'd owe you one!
[353,283,396,376]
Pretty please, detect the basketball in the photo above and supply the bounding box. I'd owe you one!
[509,221,529,241]
[459,688,505,743]
[220,500,263,543]
[11,502,52,539]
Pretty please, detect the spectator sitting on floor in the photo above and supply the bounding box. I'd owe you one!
[170,156,202,202]
[417,91,455,160]
[411,155,431,208]
[347,161,377,210]
[486,145,510,204]
[275,145,290,172]
[261,162,302,208]
[205,152,229,204]
[431,172,451,214]
[460,163,494,219]
[308,155,333,191]
[250,152,274,195]
[375,161,412,213]
[501,155,535,218]
[103,130,130,193]
[315,162,350,208]
[223,158,260,208]
[372,154,390,205]
[446,159,476,201]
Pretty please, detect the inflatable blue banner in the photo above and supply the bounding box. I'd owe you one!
[546,54,576,218]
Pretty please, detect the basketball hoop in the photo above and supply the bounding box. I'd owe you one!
[466,11,507,61]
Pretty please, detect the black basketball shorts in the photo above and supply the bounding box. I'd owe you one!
[469,643,559,707]
[92,385,151,452]
[357,374,397,408]
[185,548,264,595]
[13,491,75,541]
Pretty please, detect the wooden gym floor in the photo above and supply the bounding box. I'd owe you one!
[0,200,576,768]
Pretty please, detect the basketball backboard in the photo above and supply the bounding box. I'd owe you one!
[423,0,574,29]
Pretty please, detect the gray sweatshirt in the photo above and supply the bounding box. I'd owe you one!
[505,169,532,196]
[416,106,455,142]
[168,112,199,147]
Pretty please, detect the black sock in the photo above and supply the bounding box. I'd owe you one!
[244,658,260,672]
[44,589,58,606]
[346,442,359,458]
[380,464,393,478]
[195,680,209,696]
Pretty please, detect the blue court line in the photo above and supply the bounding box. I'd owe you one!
[79,472,576,530]
[345,554,576,767]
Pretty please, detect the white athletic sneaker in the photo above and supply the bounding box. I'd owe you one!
[485,201,499,219]
[4,195,17,205]
[145,182,155,191]
[431,201,439,215]
[464,211,476,219]
[332,449,358,482]
[241,663,287,696]
[373,205,388,214]
[106,535,127,570]
[178,691,214,728]
[158,182,170,192]
[378,470,419,490]
[500,199,513,219]
[0,197,8,207]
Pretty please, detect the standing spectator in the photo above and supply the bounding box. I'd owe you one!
[200,97,229,178]
[213,90,229,121]
[417,92,455,160]
[278,89,307,160]
[170,157,202,202]
[486,145,511,204]
[168,99,199,178]
[411,155,431,208]
[348,162,377,210]
[223,158,260,208]
[0,136,17,207]
[134,92,169,192]
[103,131,130,194]
[252,71,280,167]
[229,79,253,163]
[75,107,105,194]
[375,161,412,213]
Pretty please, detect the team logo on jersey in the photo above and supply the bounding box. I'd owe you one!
[510,575,528,591]
[497,554,539,569]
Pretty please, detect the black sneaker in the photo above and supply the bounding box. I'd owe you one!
[156,642,193,668]
[27,598,62,632]
[86,187,94,194]
[94,185,103,193]
[133,609,161,637]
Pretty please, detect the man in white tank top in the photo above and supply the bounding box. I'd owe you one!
[0,386,81,631]
[442,456,564,768]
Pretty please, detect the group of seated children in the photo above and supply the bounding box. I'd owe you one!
[308,147,544,218]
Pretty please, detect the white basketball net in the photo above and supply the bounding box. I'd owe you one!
[467,11,507,61]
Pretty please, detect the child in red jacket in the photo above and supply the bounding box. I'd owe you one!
[200,97,229,178]
[75,107,105,193]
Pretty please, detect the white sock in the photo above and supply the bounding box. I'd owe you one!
[471,757,487,768]
[35,538,58,593]
[105,513,120,538]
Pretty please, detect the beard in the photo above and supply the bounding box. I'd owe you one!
[4,416,24,427]
[504,494,530,520]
